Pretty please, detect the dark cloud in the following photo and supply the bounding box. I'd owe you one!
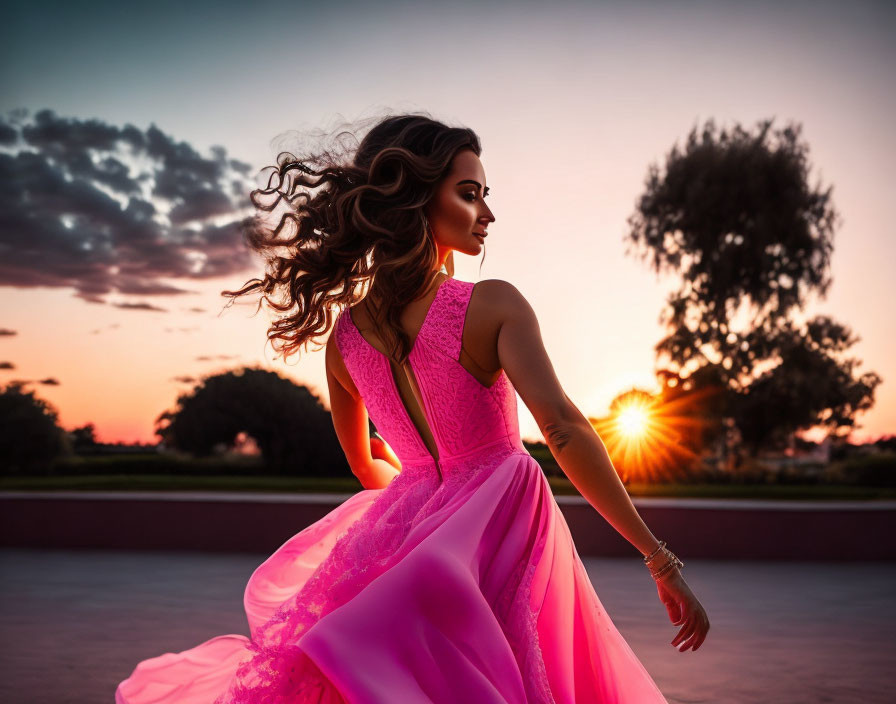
[195,354,239,361]
[171,375,197,384]
[112,301,168,312]
[0,123,17,146]
[0,329,17,336]
[0,361,14,369]
[5,377,61,386]
[0,109,257,306]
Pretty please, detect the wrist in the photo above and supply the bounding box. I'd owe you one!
[642,541,684,581]
[640,539,663,560]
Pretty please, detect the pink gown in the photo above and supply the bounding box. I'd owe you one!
[116,277,668,703]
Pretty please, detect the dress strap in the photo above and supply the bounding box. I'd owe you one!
[425,278,475,361]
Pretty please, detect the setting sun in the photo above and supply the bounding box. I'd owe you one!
[617,404,650,438]
[590,388,718,484]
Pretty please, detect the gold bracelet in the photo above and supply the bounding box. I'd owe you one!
[651,558,683,580]
[651,560,676,580]
[647,548,683,580]
[645,546,673,570]
[643,540,666,564]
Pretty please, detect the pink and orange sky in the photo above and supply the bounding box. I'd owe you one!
[1,0,893,445]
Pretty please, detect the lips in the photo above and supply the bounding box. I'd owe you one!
[473,231,488,238]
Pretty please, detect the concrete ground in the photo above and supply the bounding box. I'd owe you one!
[0,549,893,703]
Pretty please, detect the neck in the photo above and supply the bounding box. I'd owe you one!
[436,247,454,276]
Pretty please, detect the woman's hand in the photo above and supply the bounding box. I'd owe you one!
[370,434,402,470]
[358,434,402,490]
[655,568,710,652]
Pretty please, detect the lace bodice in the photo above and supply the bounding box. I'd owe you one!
[197,278,563,703]
[333,277,526,481]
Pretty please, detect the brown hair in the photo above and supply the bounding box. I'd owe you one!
[221,112,482,365]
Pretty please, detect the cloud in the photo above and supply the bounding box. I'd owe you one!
[0,109,257,306]
[0,361,14,369]
[112,301,168,312]
[6,377,61,386]
[0,329,17,336]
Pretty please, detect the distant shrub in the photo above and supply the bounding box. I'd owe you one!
[823,452,896,487]
[0,384,71,476]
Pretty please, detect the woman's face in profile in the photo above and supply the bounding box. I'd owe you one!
[425,148,495,257]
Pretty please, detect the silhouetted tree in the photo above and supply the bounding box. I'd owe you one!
[875,435,896,453]
[625,118,881,458]
[732,316,880,456]
[69,422,98,453]
[0,382,71,475]
[155,366,350,476]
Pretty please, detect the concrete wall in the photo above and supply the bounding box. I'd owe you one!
[2,491,894,560]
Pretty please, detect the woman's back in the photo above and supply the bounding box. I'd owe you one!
[334,275,526,483]
[346,272,504,390]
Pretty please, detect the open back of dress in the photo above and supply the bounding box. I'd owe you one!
[115,276,670,704]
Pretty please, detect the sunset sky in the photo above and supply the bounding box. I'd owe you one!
[1,0,893,446]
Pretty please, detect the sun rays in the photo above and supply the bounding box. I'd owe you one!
[590,388,719,484]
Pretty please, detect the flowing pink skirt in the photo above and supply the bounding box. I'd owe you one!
[116,450,667,703]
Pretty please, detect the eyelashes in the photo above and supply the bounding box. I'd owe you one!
[463,192,489,201]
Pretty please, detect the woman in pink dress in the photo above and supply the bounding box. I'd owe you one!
[116,113,709,703]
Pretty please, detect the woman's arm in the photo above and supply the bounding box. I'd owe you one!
[492,280,709,651]
[490,280,662,557]
[325,333,399,490]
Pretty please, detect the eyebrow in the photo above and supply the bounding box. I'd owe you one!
[456,179,490,195]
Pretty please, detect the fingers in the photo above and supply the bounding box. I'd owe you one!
[672,595,689,626]
[678,620,706,651]
[672,610,709,652]
[670,613,695,648]
[690,613,710,651]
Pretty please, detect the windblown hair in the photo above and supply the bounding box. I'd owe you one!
[221,112,482,365]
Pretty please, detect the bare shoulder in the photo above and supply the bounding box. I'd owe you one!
[474,278,524,299]
[475,279,574,430]
[472,278,536,325]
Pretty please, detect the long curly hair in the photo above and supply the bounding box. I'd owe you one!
[221,112,482,365]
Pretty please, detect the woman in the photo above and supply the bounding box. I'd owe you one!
[116,113,708,703]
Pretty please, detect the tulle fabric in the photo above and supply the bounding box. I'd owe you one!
[116,448,666,703]
[116,277,667,702]
[114,489,381,704]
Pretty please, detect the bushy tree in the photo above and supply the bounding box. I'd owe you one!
[155,366,349,476]
[69,422,99,453]
[626,118,881,457]
[0,382,71,475]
